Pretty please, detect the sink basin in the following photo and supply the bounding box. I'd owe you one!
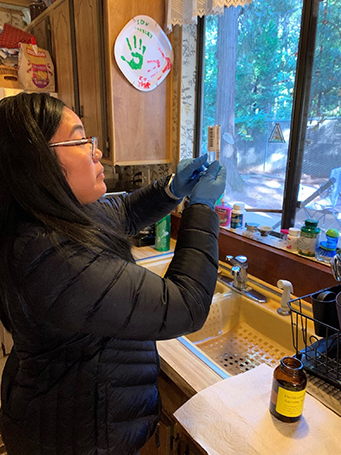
[137,253,314,378]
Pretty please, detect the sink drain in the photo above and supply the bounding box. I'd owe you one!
[194,322,292,376]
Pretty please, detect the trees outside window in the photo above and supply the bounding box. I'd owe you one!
[200,0,341,234]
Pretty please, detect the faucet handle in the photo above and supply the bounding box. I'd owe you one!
[235,255,248,268]
[225,255,248,269]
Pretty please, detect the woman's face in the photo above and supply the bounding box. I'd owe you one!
[51,107,106,204]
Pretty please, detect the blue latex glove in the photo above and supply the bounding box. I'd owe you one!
[170,154,208,198]
[188,161,226,210]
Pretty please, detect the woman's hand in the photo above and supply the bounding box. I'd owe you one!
[170,154,208,198]
[188,161,226,210]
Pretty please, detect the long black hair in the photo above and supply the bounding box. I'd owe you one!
[0,93,133,329]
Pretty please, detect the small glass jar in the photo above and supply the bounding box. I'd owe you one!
[242,223,260,240]
[269,356,307,422]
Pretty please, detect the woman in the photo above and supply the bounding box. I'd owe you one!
[0,92,226,455]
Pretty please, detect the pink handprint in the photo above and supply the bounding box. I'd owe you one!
[138,76,151,89]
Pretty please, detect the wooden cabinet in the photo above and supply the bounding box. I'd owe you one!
[173,424,208,455]
[140,417,174,455]
[103,0,172,166]
[27,0,108,155]
[73,0,107,154]
[27,0,75,112]
[27,0,173,165]
[49,0,76,113]
[139,370,207,455]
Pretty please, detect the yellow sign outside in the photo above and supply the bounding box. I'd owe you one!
[269,122,285,143]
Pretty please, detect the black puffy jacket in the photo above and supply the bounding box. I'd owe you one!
[0,179,220,455]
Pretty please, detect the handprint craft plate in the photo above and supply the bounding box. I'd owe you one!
[114,15,173,92]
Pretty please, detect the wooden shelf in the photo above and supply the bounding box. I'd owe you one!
[1,0,31,7]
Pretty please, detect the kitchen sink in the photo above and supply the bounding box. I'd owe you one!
[137,253,314,378]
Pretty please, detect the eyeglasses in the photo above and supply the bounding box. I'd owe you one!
[49,137,99,160]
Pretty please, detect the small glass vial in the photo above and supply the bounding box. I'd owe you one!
[286,227,300,252]
[242,223,260,240]
[298,218,321,257]
[270,356,307,422]
[230,203,245,229]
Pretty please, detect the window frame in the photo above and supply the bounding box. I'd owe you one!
[194,0,320,230]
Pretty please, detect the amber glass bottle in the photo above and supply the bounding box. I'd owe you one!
[269,356,307,422]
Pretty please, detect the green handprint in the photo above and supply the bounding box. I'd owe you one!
[121,35,146,70]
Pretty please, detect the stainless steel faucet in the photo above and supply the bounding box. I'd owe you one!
[220,255,267,303]
[225,255,248,291]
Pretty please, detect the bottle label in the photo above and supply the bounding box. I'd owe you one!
[286,236,298,251]
[275,386,306,417]
[298,235,318,256]
[230,213,243,229]
[215,206,231,226]
[155,215,171,251]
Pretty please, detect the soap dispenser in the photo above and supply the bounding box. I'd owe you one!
[214,192,231,227]
[315,228,339,264]
[277,279,293,316]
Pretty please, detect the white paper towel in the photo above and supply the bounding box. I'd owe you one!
[174,363,341,455]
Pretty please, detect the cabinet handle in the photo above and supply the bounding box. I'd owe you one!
[155,423,160,448]
[171,433,181,454]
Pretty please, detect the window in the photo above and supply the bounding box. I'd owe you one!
[196,0,341,237]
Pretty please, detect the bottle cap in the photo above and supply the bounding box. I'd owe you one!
[288,227,300,236]
[233,203,245,210]
[326,228,339,238]
[305,218,318,227]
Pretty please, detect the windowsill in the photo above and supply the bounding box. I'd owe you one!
[171,212,336,299]
[220,225,327,265]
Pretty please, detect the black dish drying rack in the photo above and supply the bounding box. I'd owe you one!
[288,284,341,390]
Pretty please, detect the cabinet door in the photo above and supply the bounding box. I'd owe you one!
[140,419,174,455]
[26,0,75,111]
[104,0,172,165]
[173,424,208,455]
[73,0,107,155]
[49,0,76,111]
[28,16,49,50]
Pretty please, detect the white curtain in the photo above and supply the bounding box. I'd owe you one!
[166,0,253,30]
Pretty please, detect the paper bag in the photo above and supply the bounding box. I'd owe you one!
[18,42,55,92]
